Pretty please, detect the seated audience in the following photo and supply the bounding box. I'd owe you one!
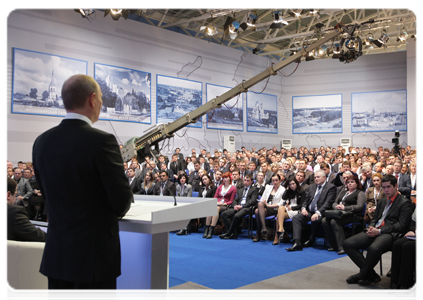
[219,174,259,239]
[153,171,176,196]
[322,175,365,255]
[200,174,218,239]
[139,170,155,195]
[390,208,416,289]
[253,174,285,242]
[343,175,413,286]
[286,170,336,251]
[7,177,46,242]
[364,173,385,223]
[274,177,306,244]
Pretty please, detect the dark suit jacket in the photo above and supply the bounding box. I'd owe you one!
[153,180,177,196]
[301,182,337,215]
[129,176,141,194]
[326,173,337,184]
[304,170,315,185]
[33,118,133,283]
[232,185,259,209]
[7,203,46,242]
[198,186,217,198]
[369,193,413,234]
[397,174,412,197]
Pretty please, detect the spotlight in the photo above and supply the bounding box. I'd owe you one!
[338,36,363,63]
[206,25,218,36]
[372,30,389,47]
[271,11,288,27]
[306,50,315,61]
[411,25,420,41]
[247,14,257,27]
[74,9,95,18]
[104,9,129,21]
[397,30,408,42]
[229,21,240,34]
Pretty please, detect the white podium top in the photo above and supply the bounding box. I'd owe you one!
[118,195,217,234]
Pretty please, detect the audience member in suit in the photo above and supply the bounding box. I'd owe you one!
[295,171,309,194]
[208,161,219,182]
[176,173,193,197]
[297,159,314,185]
[409,162,416,203]
[253,174,286,242]
[153,171,176,196]
[32,74,133,289]
[359,165,374,192]
[188,161,202,191]
[286,170,337,251]
[364,173,385,223]
[393,160,412,199]
[220,175,259,239]
[274,177,307,244]
[175,173,194,236]
[129,161,142,179]
[247,161,258,181]
[175,147,184,162]
[322,175,365,255]
[139,171,155,195]
[280,160,295,181]
[7,177,46,242]
[169,154,183,182]
[27,169,45,221]
[390,208,416,289]
[186,156,195,173]
[213,170,223,187]
[218,158,229,173]
[333,161,358,187]
[260,162,273,185]
[319,162,335,184]
[13,167,33,207]
[139,160,159,182]
[127,168,141,194]
[200,175,219,239]
[199,156,210,173]
[238,161,249,180]
[253,171,267,196]
[231,169,244,190]
[159,162,174,183]
[343,175,413,286]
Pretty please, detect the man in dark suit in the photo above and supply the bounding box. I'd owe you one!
[7,177,46,242]
[343,175,413,285]
[169,154,183,182]
[286,170,337,251]
[32,74,133,289]
[127,168,141,194]
[297,159,314,185]
[359,165,374,192]
[231,169,244,190]
[188,161,202,191]
[393,160,412,199]
[154,171,177,196]
[219,175,259,239]
[295,171,309,193]
[199,156,210,173]
[247,161,258,181]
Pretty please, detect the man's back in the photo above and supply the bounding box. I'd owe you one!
[33,119,133,284]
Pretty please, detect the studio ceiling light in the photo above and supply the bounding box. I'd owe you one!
[104,9,130,21]
[271,11,289,28]
[74,9,95,18]
[372,29,389,47]
[397,29,408,42]
[247,14,257,27]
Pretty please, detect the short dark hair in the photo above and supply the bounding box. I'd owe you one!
[382,174,397,186]
[62,75,99,111]
[178,173,189,184]
[7,177,17,194]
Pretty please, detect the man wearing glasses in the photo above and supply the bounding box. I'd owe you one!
[154,171,176,196]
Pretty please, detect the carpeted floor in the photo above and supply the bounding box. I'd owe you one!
[168,230,394,290]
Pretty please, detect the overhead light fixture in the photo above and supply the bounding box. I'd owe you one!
[338,36,363,63]
[289,9,305,19]
[247,14,257,27]
[229,21,240,34]
[397,29,408,42]
[205,25,218,36]
[411,25,420,41]
[309,9,319,16]
[332,44,341,59]
[271,11,288,28]
[74,9,95,19]
[104,9,130,21]
[363,36,374,49]
[372,30,389,47]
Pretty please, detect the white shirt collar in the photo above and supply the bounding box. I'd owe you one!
[65,112,93,127]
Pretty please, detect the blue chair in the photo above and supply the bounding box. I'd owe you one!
[185,169,189,175]
[343,202,367,236]
[191,191,199,197]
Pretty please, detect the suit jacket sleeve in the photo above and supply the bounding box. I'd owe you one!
[95,134,133,217]
[398,175,412,196]
[317,184,337,215]
[8,204,46,242]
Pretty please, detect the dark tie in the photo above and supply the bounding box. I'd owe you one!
[309,185,322,212]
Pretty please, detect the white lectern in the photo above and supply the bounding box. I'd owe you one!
[117,195,216,289]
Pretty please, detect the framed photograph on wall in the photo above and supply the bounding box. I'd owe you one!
[351,90,407,132]
[156,75,202,128]
[206,83,243,131]
[94,63,151,124]
[11,48,87,117]
[246,91,278,134]
[292,94,342,134]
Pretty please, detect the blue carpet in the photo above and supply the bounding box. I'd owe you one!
[169,230,345,289]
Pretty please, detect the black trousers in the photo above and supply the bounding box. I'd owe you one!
[321,214,354,251]
[390,237,416,288]
[48,277,116,300]
[291,210,322,243]
[343,231,393,280]
[221,207,250,233]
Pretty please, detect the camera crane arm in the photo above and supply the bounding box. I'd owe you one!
[121,24,351,163]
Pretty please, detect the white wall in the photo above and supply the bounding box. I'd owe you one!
[7,9,414,165]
